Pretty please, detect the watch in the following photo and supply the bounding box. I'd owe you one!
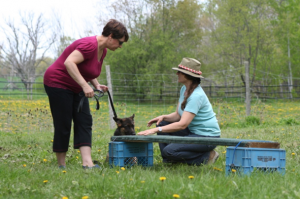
[158,127,163,132]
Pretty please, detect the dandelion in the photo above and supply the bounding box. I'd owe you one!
[159,177,166,181]
[23,164,26,167]
[77,150,80,153]
[222,151,226,154]
[43,180,48,183]
[76,156,79,159]
[62,197,68,199]
[231,169,236,173]
[173,194,180,198]
[82,196,89,199]
[188,176,194,179]
[51,140,53,142]
[62,170,67,173]
[213,167,223,171]
[121,167,125,171]
[292,153,296,156]
[98,149,101,152]
[141,181,145,183]
[43,159,47,162]
[116,171,120,174]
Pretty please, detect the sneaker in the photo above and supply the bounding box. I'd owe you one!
[82,164,101,169]
[207,150,219,164]
[58,165,66,169]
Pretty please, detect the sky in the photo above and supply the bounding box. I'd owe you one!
[0,0,112,39]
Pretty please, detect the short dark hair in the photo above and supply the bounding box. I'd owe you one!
[102,19,129,42]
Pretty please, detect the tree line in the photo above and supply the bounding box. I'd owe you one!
[0,0,299,98]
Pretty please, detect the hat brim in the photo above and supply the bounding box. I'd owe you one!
[172,67,204,78]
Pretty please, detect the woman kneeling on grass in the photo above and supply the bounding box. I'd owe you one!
[138,58,221,166]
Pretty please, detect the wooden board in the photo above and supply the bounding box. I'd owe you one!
[110,135,280,149]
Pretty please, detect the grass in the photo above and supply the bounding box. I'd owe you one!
[0,98,300,199]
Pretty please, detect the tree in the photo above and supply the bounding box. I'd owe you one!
[0,12,59,98]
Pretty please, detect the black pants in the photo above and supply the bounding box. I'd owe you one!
[44,85,93,152]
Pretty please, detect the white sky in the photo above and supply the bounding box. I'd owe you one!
[0,0,112,39]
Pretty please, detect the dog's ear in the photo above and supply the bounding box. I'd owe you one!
[113,117,123,127]
[130,114,135,120]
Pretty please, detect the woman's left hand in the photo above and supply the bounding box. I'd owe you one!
[96,84,108,92]
[138,129,156,136]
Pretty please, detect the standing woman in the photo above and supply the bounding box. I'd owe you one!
[138,58,221,166]
[44,19,129,169]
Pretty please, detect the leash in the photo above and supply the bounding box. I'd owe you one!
[77,89,118,119]
[77,89,104,113]
[106,90,118,119]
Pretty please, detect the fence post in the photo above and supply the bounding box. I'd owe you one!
[245,61,251,116]
[105,65,116,129]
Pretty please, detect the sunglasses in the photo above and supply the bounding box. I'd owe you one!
[118,40,124,46]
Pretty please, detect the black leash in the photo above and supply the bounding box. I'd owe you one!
[77,89,118,119]
[77,89,104,113]
[106,90,118,119]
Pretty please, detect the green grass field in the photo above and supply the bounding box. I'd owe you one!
[0,98,300,199]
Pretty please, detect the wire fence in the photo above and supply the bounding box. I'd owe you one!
[1,72,300,102]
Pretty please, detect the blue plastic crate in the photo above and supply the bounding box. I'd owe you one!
[109,142,153,167]
[225,147,286,176]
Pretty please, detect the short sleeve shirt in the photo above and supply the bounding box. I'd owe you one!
[44,36,107,93]
[177,85,221,136]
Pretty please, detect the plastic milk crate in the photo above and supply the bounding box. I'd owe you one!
[225,147,286,176]
[109,141,153,167]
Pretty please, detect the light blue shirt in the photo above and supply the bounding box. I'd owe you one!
[177,85,221,136]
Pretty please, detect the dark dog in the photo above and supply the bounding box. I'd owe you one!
[113,114,136,136]
[105,114,136,163]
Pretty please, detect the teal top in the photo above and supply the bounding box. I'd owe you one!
[177,85,221,136]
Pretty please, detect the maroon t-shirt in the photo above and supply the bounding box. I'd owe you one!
[44,36,107,93]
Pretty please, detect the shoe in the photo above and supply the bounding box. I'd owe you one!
[82,164,101,169]
[58,165,66,169]
[207,151,219,164]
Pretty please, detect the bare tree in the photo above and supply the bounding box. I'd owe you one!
[0,12,59,99]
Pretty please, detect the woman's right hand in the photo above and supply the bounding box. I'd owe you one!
[82,84,94,98]
[147,115,164,127]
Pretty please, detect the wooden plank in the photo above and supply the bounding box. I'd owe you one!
[110,136,280,149]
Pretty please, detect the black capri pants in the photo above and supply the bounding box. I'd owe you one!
[44,85,93,152]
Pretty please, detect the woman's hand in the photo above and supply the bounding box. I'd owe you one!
[96,84,108,92]
[82,84,94,98]
[147,116,164,127]
[137,129,157,136]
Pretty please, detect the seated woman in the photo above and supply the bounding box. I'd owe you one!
[137,58,221,166]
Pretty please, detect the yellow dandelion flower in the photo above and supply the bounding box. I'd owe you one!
[77,150,80,153]
[116,171,120,174]
[232,169,236,173]
[23,164,26,167]
[76,156,79,159]
[62,170,67,173]
[188,176,194,179]
[98,149,101,152]
[82,196,89,199]
[43,159,47,162]
[62,197,68,199]
[222,151,226,154]
[51,140,53,142]
[292,153,296,156]
[121,167,125,171]
[173,194,180,198]
[213,167,223,171]
[159,177,166,181]
[141,181,145,183]
[43,180,48,183]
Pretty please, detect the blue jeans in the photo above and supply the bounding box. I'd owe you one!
[157,121,220,166]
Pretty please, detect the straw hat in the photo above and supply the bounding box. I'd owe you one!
[172,57,203,78]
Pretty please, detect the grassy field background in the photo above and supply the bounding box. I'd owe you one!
[0,97,300,199]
